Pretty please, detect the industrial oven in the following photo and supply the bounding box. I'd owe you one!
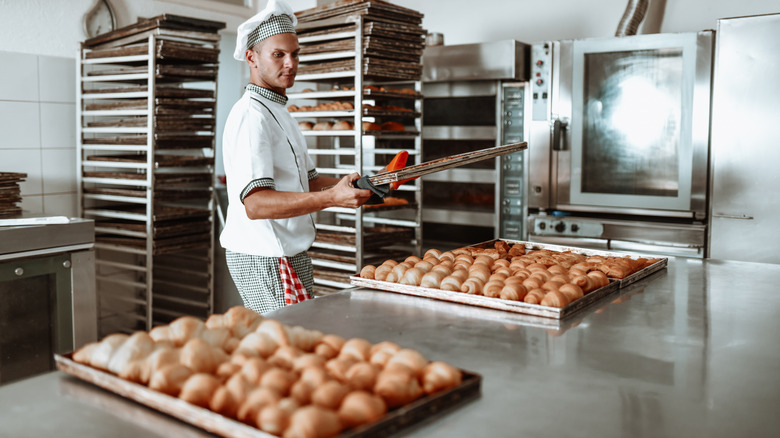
[421,40,530,247]
[527,31,714,257]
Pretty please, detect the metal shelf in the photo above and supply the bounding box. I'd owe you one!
[78,29,217,335]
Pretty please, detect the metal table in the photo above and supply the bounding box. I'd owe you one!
[1,257,779,437]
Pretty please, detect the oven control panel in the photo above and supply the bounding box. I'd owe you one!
[531,216,604,238]
[531,42,553,122]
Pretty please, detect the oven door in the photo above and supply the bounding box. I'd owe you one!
[556,32,713,219]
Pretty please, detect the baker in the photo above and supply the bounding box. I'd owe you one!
[221,0,372,314]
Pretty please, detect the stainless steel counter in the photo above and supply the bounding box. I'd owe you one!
[1,257,779,437]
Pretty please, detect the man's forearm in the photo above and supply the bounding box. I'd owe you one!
[243,187,334,219]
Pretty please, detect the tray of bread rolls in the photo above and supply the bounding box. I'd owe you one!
[56,307,480,438]
[350,239,667,319]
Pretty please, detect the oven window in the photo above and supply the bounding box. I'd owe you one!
[581,48,683,197]
[423,96,496,126]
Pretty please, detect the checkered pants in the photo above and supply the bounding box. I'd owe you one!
[225,250,314,314]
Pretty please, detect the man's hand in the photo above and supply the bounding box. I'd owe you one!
[326,173,373,208]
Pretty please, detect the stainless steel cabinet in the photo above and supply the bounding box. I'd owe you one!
[709,13,780,263]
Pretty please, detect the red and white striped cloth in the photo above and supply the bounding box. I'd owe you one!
[279,256,311,305]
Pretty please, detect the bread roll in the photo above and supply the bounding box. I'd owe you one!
[180,338,227,374]
[523,288,546,305]
[326,357,358,382]
[332,120,353,130]
[380,121,404,131]
[283,405,343,438]
[289,379,317,405]
[541,280,564,292]
[385,348,428,377]
[587,270,610,288]
[299,365,330,387]
[424,248,442,259]
[420,270,446,289]
[421,361,462,394]
[467,264,491,283]
[440,275,463,292]
[235,331,279,359]
[260,368,297,396]
[461,277,484,295]
[338,391,387,428]
[373,264,393,281]
[255,319,291,347]
[499,283,528,301]
[359,265,376,279]
[314,334,346,360]
[239,356,272,385]
[217,306,264,338]
[298,121,314,131]
[482,279,505,298]
[310,380,351,410]
[430,263,452,277]
[107,331,156,375]
[369,341,401,368]
[559,283,584,302]
[237,387,282,424]
[81,333,129,370]
[399,267,425,286]
[339,338,372,362]
[292,353,326,372]
[287,325,324,352]
[149,363,193,396]
[345,362,380,391]
[313,121,333,131]
[268,345,302,370]
[362,121,381,131]
[540,290,571,308]
[257,404,292,435]
[179,373,221,408]
[373,368,423,408]
[210,385,240,418]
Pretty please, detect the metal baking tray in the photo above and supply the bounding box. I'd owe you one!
[55,353,480,438]
[350,240,667,319]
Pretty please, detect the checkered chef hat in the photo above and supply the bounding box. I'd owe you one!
[233,0,297,61]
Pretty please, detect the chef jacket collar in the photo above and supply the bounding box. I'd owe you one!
[246,83,288,105]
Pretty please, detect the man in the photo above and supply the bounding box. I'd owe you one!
[221,0,372,314]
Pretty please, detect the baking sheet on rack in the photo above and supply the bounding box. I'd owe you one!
[350,240,667,320]
[55,353,481,438]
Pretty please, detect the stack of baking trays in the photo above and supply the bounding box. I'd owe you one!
[0,172,26,218]
[295,0,426,80]
[77,15,225,336]
[351,239,669,322]
[290,1,426,294]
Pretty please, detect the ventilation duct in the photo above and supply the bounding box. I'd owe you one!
[615,0,649,36]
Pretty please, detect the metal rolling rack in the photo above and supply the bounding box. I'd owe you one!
[76,15,225,336]
[290,1,426,294]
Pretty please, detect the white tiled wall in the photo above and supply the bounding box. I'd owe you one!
[0,51,77,217]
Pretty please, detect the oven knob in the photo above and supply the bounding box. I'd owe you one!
[554,222,566,233]
[536,79,544,86]
[571,224,580,232]
[539,222,546,230]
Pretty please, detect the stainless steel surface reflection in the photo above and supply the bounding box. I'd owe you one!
[269,258,779,438]
[1,258,779,437]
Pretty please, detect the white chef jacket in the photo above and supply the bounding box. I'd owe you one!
[220,85,317,257]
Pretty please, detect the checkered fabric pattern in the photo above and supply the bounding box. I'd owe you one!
[246,14,296,52]
[246,83,288,105]
[279,256,311,305]
[240,177,275,201]
[226,250,314,314]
